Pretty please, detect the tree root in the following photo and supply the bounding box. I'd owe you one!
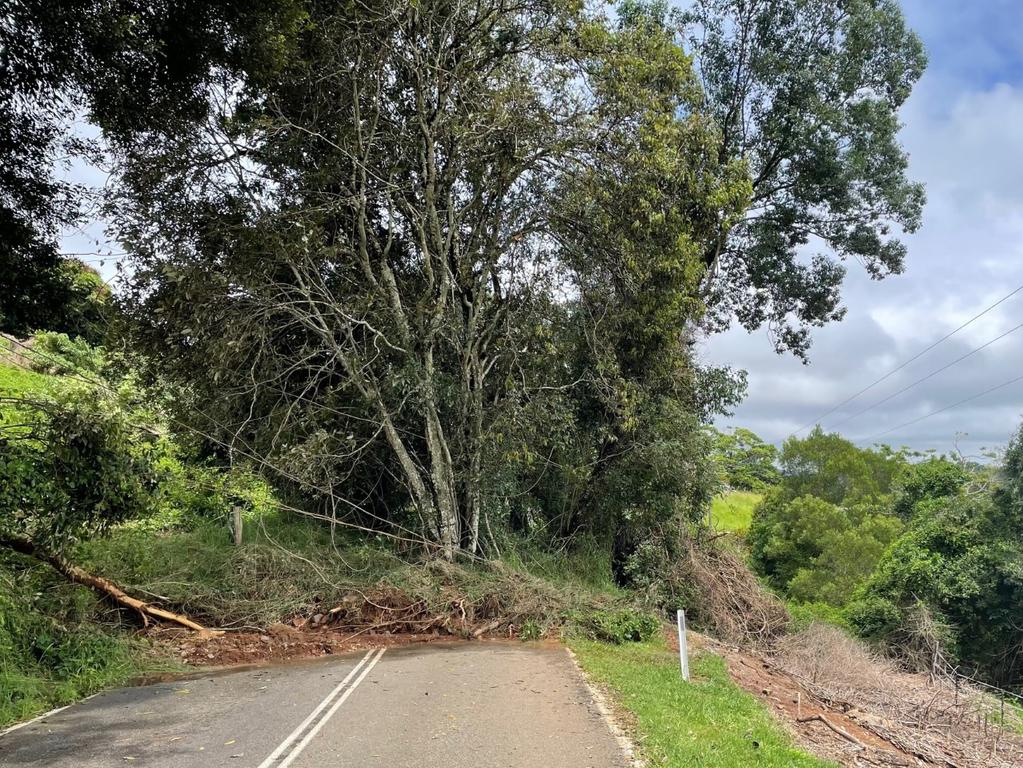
[1,533,217,635]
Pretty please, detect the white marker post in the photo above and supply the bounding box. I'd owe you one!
[677,609,690,682]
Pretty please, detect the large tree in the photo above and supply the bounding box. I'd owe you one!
[110,0,747,558]
[1,0,930,559]
[682,0,927,356]
[0,0,302,338]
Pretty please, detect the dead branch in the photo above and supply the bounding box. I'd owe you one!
[1,533,217,635]
[797,713,865,750]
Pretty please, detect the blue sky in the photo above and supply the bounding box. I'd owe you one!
[707,0,1023,458]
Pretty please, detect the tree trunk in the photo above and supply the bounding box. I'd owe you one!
[0,534,216,634]
[425,404,460,560]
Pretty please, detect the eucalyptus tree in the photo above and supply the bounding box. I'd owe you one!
[682,0,927,356]
[111,0,747,557]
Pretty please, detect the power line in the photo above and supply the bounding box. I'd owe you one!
[825,319,1023,431]
[855,371,1023,445]
[2,336,443,554]
[792,282,1023,436]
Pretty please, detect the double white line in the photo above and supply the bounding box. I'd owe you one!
[257,647,386,768]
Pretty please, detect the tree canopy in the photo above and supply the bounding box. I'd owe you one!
[0,0,929,561]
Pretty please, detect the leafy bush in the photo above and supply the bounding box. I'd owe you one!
[578,608,660,644]
[847,490,1023,683]
[28,331,104,376]
[0,385,157,551]
[891,457,969,520]
[749,493,902,606]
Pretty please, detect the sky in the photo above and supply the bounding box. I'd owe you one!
[60,1,1023,458]
[704,0,1023,458]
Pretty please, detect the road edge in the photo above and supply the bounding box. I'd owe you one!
[564,646,645,768]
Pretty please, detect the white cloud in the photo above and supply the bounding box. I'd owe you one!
[708,72,1023,456]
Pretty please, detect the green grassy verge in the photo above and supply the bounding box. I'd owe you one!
[709,491,762,534]
[0,556,183,728]
[571,636,836,768]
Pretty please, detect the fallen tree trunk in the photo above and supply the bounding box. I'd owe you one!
[1,533,216,635]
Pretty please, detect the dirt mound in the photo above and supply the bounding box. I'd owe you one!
[156,626,446,667]
[150,567,568,668]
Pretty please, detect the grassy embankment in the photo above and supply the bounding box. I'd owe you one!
[0,362,176,727]
[709,491,762,534]
[572,636,836,768]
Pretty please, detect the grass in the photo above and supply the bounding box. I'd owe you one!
[0,360,53,398]
[571,635,837,768]
[709,491,762,534]
[0,360,55,431]
[0,555,183,728]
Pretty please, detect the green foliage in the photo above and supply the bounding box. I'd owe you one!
[571,636,836,767]
[777,427,903,504]
[28,330,105,375]
[847,489,1023,684]
[576,608,660,644]
[786,601,853,633]
[0,385,156,552]
[709,427,779,491]
[891,457,970,520]
[683,0,926,357]
[709,491,762,534]
[749,493,903,606]
[844,426,1023,686]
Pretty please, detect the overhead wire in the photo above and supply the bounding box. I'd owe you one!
[824,319,1023,431]
[791,282,1023,436]
[856,371,1023,445]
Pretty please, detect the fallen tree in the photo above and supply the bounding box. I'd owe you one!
[1,533,213,634]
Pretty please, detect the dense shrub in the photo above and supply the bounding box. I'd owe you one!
[748,493,902,606]
[28,331,104,376]
[846,492,1023,684]
[579,608,660,644]
[0,385,157,551]
[890,457,970,520]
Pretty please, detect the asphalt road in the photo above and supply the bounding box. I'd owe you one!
[0,642,629,767]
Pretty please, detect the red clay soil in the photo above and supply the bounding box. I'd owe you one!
[677,631,923,767]
[151,624,450,667]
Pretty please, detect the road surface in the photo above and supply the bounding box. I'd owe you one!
[0,642,629,767]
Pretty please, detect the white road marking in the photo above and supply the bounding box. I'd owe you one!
[277,647,386,768]
[256,649,377,768]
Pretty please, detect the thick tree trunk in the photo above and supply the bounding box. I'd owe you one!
[0,534,215,634]
[425,404,460,560]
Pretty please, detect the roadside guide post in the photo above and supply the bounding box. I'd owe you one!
[677,609,690,682]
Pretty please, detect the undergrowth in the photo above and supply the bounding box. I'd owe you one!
[572,635,836,768]
[0,554,180,728]
[79,512,628,633]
